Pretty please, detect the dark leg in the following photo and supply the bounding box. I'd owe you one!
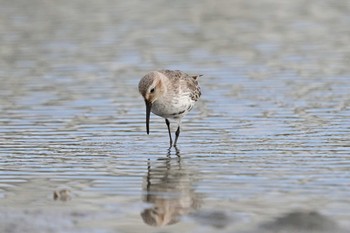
[174,125,180,147]
[165,119,173,147]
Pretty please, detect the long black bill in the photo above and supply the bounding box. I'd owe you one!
[145,100,152,135]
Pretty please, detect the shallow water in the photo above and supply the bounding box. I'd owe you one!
[0,0,350,232]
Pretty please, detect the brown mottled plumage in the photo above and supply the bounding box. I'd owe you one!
[138,70,201,147]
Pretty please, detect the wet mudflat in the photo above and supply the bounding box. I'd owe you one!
[0,0,350,232]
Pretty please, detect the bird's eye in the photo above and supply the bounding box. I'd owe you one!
[150,88,155,93]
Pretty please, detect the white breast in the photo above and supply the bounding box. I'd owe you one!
[151,93,195,119]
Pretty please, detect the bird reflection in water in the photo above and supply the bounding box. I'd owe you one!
[141,148,202,226]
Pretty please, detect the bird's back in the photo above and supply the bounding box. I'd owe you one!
[159,70,201,102]
[149,70,201,120]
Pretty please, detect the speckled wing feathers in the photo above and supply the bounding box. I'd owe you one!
[159,70,201,102]
[188,78,201,102]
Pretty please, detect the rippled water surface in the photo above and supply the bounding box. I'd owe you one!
[1,0,350,232]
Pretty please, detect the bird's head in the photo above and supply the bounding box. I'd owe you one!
[138,71,166,134]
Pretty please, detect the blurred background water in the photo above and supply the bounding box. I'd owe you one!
[0,0,350,232]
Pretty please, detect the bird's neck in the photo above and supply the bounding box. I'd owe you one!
[158,75,168,97]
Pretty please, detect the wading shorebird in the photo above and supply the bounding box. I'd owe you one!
[138,70,201,147]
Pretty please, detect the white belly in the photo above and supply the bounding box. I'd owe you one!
[151,95,194,119]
